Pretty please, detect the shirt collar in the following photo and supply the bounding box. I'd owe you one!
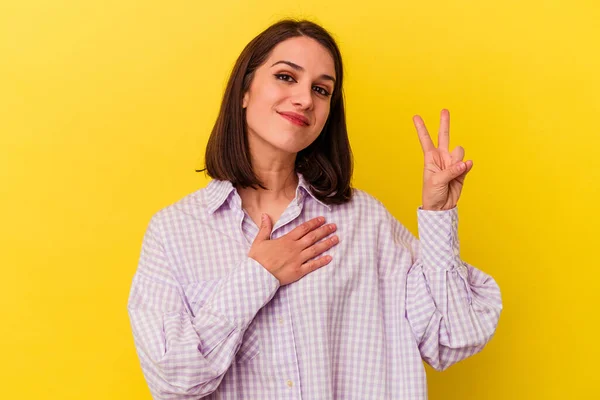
[205,177,240,214]
[295,172,331,210]
[205,172,331,215]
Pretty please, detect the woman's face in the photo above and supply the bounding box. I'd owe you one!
[242,36,336,157]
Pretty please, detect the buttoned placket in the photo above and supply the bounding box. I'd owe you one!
[235,190,305,398]
[267,198,304,398]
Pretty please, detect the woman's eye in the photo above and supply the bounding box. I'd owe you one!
[313,86,331,97]
[275,73,295,82]
[275,74,330,97]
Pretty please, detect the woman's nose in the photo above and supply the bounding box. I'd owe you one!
[291,84,314,110]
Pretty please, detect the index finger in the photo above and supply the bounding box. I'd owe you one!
[413,115,435,154]
[287,216,326,241]
[438,109,450,151]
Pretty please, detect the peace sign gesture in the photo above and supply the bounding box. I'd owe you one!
[413,109,473,211]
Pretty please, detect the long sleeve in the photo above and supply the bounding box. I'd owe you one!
[127,214,280,399]
[395,206,502,371]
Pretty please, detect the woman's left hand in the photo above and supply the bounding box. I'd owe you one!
[413,109,473,211]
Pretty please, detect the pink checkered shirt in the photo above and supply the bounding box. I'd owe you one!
[127,173,502,399]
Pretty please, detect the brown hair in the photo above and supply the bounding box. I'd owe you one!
[198,19,353,205]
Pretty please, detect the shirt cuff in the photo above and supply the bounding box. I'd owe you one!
[417,205,460,271]
[203,257,281,330]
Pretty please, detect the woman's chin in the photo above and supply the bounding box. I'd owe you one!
[278,141,314,155]
[265,136,313,155]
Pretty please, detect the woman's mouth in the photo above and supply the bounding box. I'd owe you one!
[278,112,309,127]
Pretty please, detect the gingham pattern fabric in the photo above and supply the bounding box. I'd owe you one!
[127,173,502,399]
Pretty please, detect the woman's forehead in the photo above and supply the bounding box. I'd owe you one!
[267,37,336,77]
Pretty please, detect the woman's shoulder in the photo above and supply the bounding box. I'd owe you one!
[149,185,213,225]
[336,187,393,218]
[350,187,384,206]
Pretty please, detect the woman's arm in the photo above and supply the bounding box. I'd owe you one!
[127,214,280,399]
[383,206,502,371]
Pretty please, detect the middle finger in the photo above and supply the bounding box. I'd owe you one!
[413,115,436,154]
[300,235,339,263]
[299,223,337,249]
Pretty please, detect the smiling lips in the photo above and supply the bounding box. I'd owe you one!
[278,111,310,126]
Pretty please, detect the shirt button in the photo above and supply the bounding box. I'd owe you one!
[453,248,460,256]
[286,380,293,388]
[278,318,284,326]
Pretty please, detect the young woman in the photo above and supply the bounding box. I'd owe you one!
[127,19,502,399]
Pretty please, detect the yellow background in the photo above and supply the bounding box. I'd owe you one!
[2,0,598,398]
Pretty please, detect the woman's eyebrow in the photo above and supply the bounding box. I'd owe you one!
[270,60,336,83]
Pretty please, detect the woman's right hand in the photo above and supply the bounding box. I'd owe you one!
[248,214,338,286]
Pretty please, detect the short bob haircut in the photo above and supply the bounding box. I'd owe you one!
[199,19,353,205]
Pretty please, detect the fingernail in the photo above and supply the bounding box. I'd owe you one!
[261,213,266,221]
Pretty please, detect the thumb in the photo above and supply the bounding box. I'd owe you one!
[440,161,467,184]
[255,213,272,242]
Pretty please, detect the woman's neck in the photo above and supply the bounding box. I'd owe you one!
[236,163,299,212]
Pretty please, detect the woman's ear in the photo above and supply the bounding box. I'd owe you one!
[242,92,249,109]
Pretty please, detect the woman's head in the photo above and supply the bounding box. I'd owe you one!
[202,19,353,204]
[242,35,335,158]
